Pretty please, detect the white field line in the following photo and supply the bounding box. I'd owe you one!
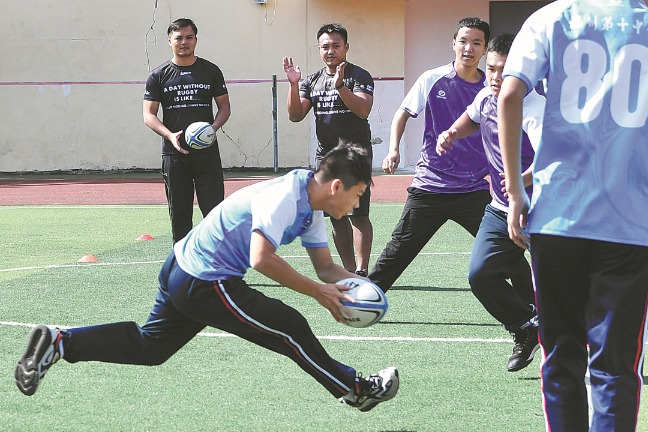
[1,250,484,343]
[0,252,470,274]
[0,260,166,273]
[3,322,646,347]
[0,321,509,343]
[0,205,167,209]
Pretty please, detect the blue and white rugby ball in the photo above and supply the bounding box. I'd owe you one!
[338,277,388,328]
[185,122,214,149]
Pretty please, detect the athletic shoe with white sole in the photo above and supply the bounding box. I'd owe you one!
[507,326,540,372]
[15,325,64,396]
[340,366,399,412]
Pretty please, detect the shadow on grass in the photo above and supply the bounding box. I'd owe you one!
[389,285,471,292]
[380,430,418,432]
[520,376,541,381]
[380,320,500,327]
[249,283,470,293]
[379,430,418,432]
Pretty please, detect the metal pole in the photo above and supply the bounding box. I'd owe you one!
[272,74,278,173]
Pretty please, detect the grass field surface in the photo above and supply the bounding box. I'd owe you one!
[1,204,646,431]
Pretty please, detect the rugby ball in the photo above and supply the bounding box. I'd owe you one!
[338,277,388,328]
[185,122,214,149]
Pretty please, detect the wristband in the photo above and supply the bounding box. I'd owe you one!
[335,82,344,90]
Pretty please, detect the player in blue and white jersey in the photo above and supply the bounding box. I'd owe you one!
[436,34,546,373]
[14,143,399,412]
[498,1,648,430]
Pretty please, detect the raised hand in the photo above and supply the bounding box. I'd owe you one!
[283,56,302,84]
[334,61,347,89]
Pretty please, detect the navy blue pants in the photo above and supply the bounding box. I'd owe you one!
[468,205,536,331]
[64,253,356,398]
[162,148,225,243]
[532,235,648,432]
[370,188,491,291]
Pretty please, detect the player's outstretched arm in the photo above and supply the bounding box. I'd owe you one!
[306,246,357,284]
[383,109,410,174]
[143,100,188,155]
[249,231,351,322]
[498,76,530,249]
[436,112,479,155]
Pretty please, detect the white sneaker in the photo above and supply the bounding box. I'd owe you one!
[340,366,399,412]
[15,325,63,396]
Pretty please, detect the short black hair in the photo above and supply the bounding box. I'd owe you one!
[454,17,490,44]
[317,23,348,44]
[168,18,198,36]
[487,33,516,56]
[316,141,372,189]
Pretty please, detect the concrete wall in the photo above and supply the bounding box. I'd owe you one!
[0,0,403,172]
[1,0,543,172]
[398,0,548,168]
[400,0,489,168]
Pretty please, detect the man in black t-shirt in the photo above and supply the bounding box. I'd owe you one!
[144,18,231,243]
[283,23,374,276]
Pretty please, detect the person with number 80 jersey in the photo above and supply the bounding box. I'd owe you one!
[498,1,648,430]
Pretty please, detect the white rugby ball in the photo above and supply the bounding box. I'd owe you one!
[185,122,214,149]
[338,277,388,328]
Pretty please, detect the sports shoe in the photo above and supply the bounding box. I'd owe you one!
[15,325,64,396]
[507,326,540,372]
[355,270,368,278]
[340,367,399,412]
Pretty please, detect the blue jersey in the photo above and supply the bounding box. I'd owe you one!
[173,169,329,280]
[401,63,489,193]
[504,0,648,247]
[466,87,545,212]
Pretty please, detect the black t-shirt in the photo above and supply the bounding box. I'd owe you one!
[144,57,228,155]
[299,62,373,156]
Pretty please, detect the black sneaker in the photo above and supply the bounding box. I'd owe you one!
[355,270,368,278]
[340,367,399,412]
[507,326,540,372]
[15,325,63,396]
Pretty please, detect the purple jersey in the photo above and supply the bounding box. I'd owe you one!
[402,62,488,193]
[466,87,545,211]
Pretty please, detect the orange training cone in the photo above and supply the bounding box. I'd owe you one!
[136,234,155,241]
[78,255,99,263]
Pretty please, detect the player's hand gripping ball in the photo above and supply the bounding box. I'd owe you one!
[184,122,215,149]
[338,277,388,328]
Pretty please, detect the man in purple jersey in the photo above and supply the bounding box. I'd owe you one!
[283,23,374,277]
[437,34,545,372]
[143,18,231,243]
[370,17,491,292]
